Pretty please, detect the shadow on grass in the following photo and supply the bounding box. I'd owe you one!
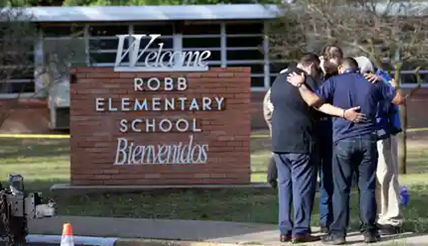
[0,138,69,159]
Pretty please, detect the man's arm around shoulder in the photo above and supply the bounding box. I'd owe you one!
[287,72,366,122]
[377,79,405,105]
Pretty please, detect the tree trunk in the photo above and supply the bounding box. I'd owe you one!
[398,101,407,174]
[393,64,406,174]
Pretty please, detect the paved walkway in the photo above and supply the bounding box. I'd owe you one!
[28,216,428,245]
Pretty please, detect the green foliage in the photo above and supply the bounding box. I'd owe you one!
[15,0,282,6]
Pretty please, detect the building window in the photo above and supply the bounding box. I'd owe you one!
[133,23,174,36]
[88,24,129,66]
[227,49,263,61]
[226,23,263,35]
[182,23,221,66]
[183,37,221,48]
[0,27,35,96]
[225,22,264,88]
[226,36,263,48]
[181,23,221,35]
[251,76,265,88]
[88,24,175,66]
[42,24,84,38]
[0,55,34,94]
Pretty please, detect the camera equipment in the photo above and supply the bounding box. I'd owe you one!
[0,173,56,246]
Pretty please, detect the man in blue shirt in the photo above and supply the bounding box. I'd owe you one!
[286,57,404,244]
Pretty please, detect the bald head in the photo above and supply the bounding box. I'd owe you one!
[338,57,360,74]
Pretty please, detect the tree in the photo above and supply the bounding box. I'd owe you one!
[0,7,85,129]
[269,0,428,174]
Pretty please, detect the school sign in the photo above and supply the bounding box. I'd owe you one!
[69,34,251,186]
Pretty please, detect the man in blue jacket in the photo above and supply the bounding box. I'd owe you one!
[355,56,404,235]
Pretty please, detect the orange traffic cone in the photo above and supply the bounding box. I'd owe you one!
[60,223,75,246]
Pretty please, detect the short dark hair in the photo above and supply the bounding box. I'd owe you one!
[339,57,359,69]
[298,53,320,67]
[323,60,339,76]
[321,45,344,60]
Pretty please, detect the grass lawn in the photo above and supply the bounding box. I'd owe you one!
[1,131,428,233]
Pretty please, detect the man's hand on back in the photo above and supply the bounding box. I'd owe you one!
[364,73,382,83]
[343,106,368,123]
[287,72,305,87]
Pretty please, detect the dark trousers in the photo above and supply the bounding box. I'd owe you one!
[330,133,378,237]
[274,152,317,236]
[315,119,334,228]
[267,154,277,183]
[318,137,334,228]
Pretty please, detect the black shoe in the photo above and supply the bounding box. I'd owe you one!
[280,234,292,242]
[291,234,320,244]
[378,224,402,235]
[363,231,380,244]
[321,234,346,245]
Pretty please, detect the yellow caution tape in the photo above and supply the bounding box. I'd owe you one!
[0,127,427,139]
[0,134,70,139]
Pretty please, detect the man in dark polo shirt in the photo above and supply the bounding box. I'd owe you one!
[270,54,365,244]
[286,57,404,245]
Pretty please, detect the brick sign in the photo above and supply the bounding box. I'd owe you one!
[70,67,251,186]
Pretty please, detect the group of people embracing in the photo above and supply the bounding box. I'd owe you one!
[263,46,404,244]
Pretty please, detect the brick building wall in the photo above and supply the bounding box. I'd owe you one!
[69,67,251,186]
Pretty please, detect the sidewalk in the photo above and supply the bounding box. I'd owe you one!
[28,216,426,245]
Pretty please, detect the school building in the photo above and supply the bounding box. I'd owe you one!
[2,4,427,134]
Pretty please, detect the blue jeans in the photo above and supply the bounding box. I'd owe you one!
[330,133,379,237]
[274,152,318,236]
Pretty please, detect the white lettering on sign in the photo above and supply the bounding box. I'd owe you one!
[92,76,227,165]
[133,77,188,91]
[114,34,211,72]
[114,135,209,165]
[95,97,225,112]
[118,118,202,133]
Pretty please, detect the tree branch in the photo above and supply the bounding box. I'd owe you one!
[404,66,423,100]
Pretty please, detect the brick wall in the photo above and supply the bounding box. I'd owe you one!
[70,67,251,186]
